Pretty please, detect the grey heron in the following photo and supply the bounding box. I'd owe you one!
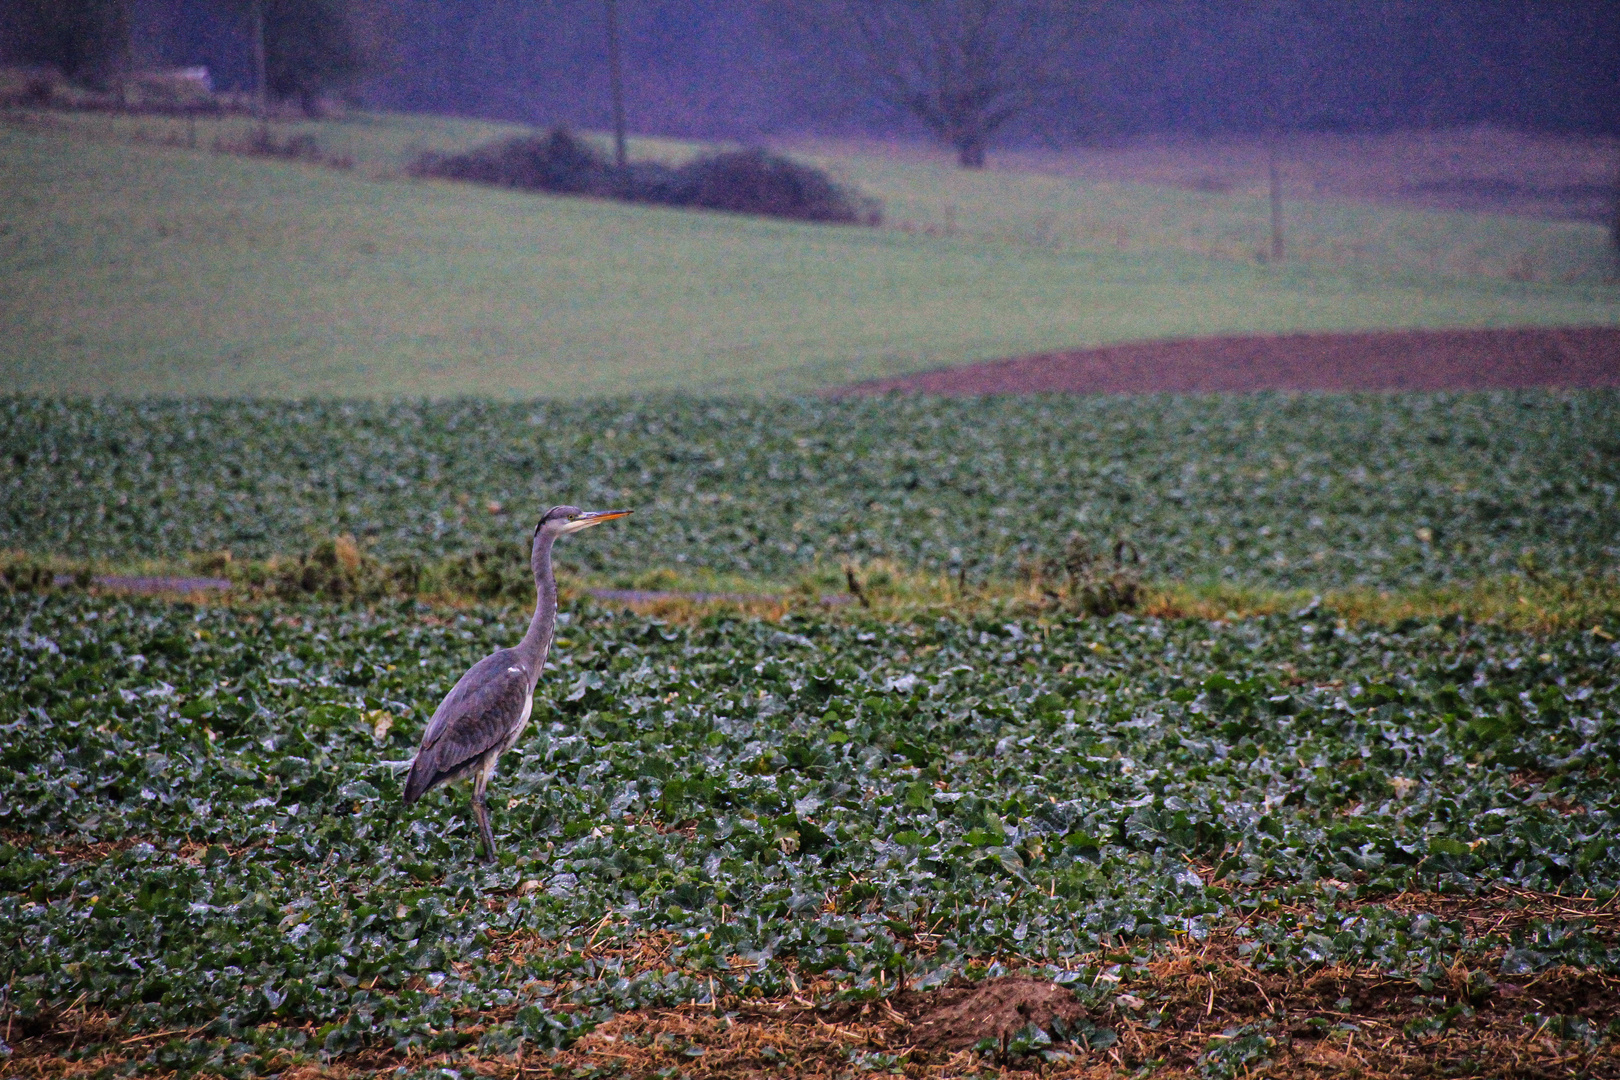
[403,505,631,861]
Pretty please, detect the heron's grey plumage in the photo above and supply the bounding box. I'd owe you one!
[403,505,630,860]
[402,652,533,800]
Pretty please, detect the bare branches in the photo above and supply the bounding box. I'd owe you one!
[785,0,1090,168]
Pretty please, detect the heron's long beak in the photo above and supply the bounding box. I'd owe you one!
[559,509,633,534]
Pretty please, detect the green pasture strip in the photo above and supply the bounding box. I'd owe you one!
[21,110,1620,286]
[3,124,1618,398]
[4,393,1617,591]
[795,144,1619,286]
[2,590,1616,1072]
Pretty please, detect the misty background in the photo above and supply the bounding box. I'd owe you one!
[5,1,1617,148]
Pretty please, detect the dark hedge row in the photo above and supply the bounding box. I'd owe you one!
[410,128,881,225]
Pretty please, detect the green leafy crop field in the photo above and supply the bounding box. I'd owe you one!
[3,388,1620,1074]
[5,393,1618,590]
[3,590,1618,1076]
[3,114,1617,397]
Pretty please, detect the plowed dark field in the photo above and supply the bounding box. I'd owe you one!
[836,325,1620,396]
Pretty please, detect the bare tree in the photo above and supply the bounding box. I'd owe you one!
[216,0,363,117]
[787,0,1089,168]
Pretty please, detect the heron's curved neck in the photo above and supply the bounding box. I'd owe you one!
[517,530,558,679]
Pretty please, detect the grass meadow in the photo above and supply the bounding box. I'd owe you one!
[792,141,1620,284]
[2,111,1617,398]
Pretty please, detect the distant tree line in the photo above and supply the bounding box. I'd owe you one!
[3,0,130,87]
[3,0,363,113]
[5,0,1616,164]
[258,0,363,113]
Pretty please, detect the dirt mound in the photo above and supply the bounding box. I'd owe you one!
[892,976,1090,1051]
[833,325,1620,397]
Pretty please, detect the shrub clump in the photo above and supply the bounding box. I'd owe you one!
[212,129,354,170]
[0,553,90,594]
[225,536,417,602]
[1022,533,1144,617]
[440,542,535,604]
[410,128,881,226]
[215,537,557,605]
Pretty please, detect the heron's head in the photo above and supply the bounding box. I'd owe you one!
[535,505,633,537]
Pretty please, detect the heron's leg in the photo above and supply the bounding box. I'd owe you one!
[473,757,498,863]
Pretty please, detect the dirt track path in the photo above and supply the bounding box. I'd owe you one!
[834,326,1620,396]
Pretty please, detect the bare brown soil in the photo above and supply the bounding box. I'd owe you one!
[835,326,1620,397]
[14,955,1619,1079]
[898,975,1092,1051]
[11,880,1619,1078]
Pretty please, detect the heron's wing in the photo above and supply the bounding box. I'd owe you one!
[403,653,532,803]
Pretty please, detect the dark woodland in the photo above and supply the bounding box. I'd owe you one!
[2,0,1616,144]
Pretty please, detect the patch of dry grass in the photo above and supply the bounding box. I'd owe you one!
[16,541,1617,637]
[609,561,1620,638]
[1149,573,1620,636]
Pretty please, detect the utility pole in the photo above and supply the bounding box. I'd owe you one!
[1260,0,1288,262]
[1610,153,1620,277]
[253,0,269,140]
[117,0,133,110]
[606,0,627,168]
[1268,142,1285,261]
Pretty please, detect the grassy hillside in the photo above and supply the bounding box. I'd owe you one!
[36,111,1620,282]
[796,142,1619,284]
[2,113,1618,398]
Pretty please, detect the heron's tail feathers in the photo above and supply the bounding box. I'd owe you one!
[402,753,442,804]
